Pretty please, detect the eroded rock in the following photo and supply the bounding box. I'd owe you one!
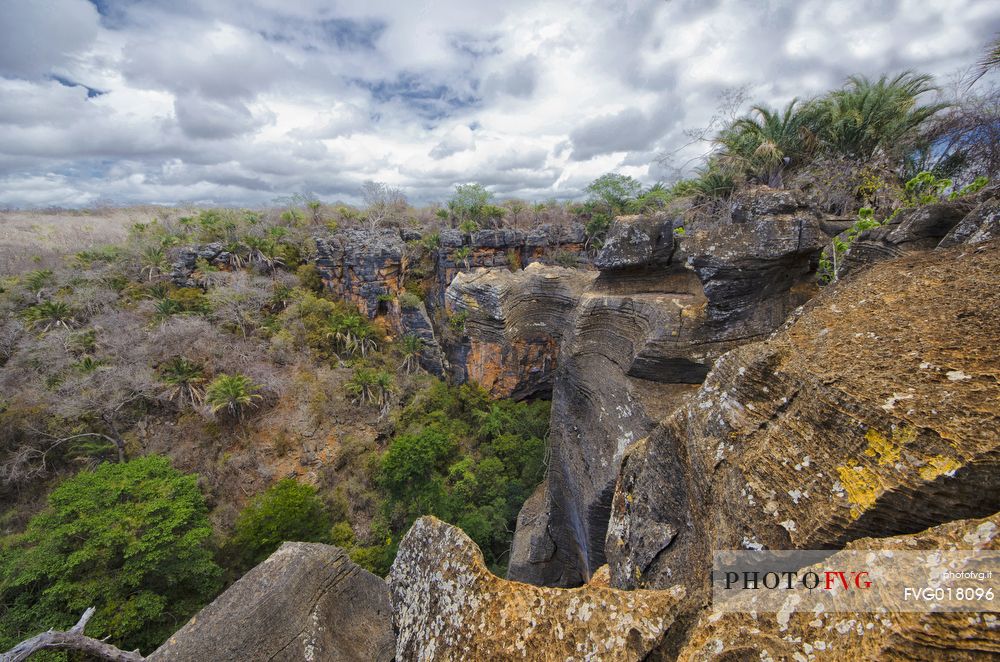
[511,187,826,587]
[677,513,1000,661]
[387,516,685,661]
[607,241,1000,615]
[149,542,395,662]
[445,262,596,398]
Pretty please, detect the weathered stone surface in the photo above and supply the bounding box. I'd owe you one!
[149,542,395,662]
[840,200,975,276]
[593,213,675,271]
[607,242,1000,615]
[445,262,596,398]
[676,513,1000,661]
[315,229,405,320]
[399,299,446,377]
[939,197,1000,248]
[387,516,685,661]
[511,187,826,587]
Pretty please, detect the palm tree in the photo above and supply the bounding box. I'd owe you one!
[806,72,947,161]
[23,301,77,331]
[717,99,810,187]
[159,357,206,407]
[345,368,393,412]
[140,246,168,281]
[205,373,262,420]
[454,246,472,270]
[399,334,424,374]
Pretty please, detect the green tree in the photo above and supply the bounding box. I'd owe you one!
[448,183,493,226]
[585,173,643,215]
[227,479,333,572]
[0,456,222,655]
[716,99,811,187]
[806,72,947,161]
[205,373,262,420]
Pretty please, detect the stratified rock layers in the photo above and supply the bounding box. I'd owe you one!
[445,262,597,398]
[387,516,685,661]
[149,542,395,662]
[510,189,828,587]
[607,241,1000,615]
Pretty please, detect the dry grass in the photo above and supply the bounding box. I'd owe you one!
[0,207,185,275]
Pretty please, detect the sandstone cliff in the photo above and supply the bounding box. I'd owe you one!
[509,188,832,587]
[604,239,1000,656]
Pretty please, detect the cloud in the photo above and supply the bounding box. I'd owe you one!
[0,0,101,77]
[0,0,998,207]
[429,125,476,159]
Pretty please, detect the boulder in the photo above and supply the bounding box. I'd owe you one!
[606,241,1000,615]
[387,516,685,661]
[676,513,1000,661]
[939,197,1000,248]
[593,213,675,271]
[149,542,395,662]
[445,262,596,398]
[510,188,826,587]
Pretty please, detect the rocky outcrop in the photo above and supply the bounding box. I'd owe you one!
[444,262,597,398]
[510,187,827,587]
[315,229,405,320]
[676,513,1000,661]
[169,242,227,286]
[149,542,395,662]
[399,299,446,377]
[606,241,1000,620]
[387,516,685,661]
[939,196,1000,248]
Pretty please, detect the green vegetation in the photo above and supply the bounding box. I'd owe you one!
[0,456,221,655]
[205,373,263,420]
[374,381,549,574]
[225,479,333,573]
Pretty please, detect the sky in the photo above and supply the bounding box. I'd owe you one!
[0,0,998,208]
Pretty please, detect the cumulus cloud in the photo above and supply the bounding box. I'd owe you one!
[0,0,998,207]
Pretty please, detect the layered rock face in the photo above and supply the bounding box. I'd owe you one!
[315,229,405,320]
[676,514,1000,662]
[387,516,686,661]
[445,262,597,398]
[311,223,589,397]
[510,189,830,587]
[606,240,1000,623]
[840,192,998,276]
[149,542,395,662]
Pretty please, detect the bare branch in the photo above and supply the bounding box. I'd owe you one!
[1,608,144,662]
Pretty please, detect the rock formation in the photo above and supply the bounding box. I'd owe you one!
[386,516,686,661]
[148,542,395,662]
[605,240,1000,625]
[510,188,831,587]
[445,262,596,398]
[676,513,1000,661]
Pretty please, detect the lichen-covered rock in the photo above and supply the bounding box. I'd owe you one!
[676,513,1000,661]
[607,241,1000,612]
[511,187,826,587]
[445,262,596,398]
[149,542,395,662]
[387,516,685,661]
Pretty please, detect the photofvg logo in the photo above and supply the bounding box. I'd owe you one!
[712,549,997,613]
